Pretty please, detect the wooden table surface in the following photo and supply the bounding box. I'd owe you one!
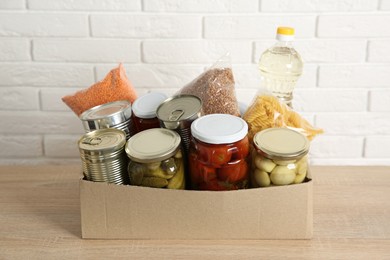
[0,165,389,259]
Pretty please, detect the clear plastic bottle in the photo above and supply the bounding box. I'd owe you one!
[258,27,303,107]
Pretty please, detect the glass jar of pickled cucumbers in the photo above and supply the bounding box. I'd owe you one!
[251,128,310,187]
[125,128,185,189]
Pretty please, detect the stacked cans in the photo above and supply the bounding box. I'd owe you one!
[78,128,129,185]
[80,100,133,140]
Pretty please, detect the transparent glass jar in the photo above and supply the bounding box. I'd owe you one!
[125,128,185,189]
[251,128,309,187]
[189,114,250,191]
[131,92,167,134]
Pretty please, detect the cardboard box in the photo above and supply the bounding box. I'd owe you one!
[80,175,313,240]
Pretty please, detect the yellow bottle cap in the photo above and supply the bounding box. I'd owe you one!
[277,27,295,36]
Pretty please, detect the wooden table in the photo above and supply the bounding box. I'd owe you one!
[1,165,389,259]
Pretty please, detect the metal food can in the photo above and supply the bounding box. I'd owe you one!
[156,95,202,154]
[78,128,129,185]
[79,100,133,140]
[125,128,185,189]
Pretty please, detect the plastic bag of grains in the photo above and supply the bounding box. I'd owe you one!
[62,63,138,116]
[177,53,240,116]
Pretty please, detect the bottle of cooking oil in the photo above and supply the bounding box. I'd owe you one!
[258,27,303,108]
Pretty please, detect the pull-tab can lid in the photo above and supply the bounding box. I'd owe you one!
[78,128,126,153]
[156,94,202,130]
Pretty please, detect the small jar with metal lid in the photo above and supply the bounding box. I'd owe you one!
[189,114,250,191]
[131,92,167,134]
[125,128,185,189]
[78,128,129,185]
[251,128,310,187]
[156,95,202,155]
[80,100,132,140]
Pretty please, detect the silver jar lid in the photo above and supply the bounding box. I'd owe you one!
[125,128,181,163]
[78,128,126,153]
[253,128,310,160]
[156,95,202,130]
[80,100,132,131]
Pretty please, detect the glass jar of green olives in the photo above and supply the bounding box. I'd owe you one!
[125,128,185,189]
[251,128,310,187]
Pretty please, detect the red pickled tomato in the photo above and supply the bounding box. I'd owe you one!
[210,145,232,166]
[231,137,250,161]
[197,141,232,166]
[217,160,249,183]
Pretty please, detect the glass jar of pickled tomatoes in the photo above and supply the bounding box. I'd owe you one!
[251,128,310,187]
[189,114,250,191]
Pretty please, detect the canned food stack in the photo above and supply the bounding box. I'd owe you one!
[80,100,133,140]
[78,128,129,185]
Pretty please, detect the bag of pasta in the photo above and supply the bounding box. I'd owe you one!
[243,91,323,142]
[177,53,240,116]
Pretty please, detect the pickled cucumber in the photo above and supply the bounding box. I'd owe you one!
[141,177,169,188]
[161,158,178,175]
[167,164,185,189]
[128,161,146,185]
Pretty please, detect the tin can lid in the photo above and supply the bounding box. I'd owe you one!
[132,92,167,119]
[125,128,181,163]
[253,128,310,160]
[191,114,248,144]
[78,128,126,152]
[156,95,202,123]
[80,100,132,130]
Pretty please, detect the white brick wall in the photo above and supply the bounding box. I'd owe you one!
[0,0,389,165]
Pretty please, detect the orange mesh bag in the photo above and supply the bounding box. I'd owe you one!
[62,63,137,116]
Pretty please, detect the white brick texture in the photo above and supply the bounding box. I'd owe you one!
[204,15,316,39]
[368,40,390,62]
[33,39,141,63]
[144,0,258,12]
[0,63,94,87]
[369,90,390,112]
[365,136,390,158]
[44,135,80,158]
[0,0,25,9]
[0,1,389,165]
[90,14,202,38]
[0,135,43,157]
[318,15,390,38]
[0,13,88,37]
[143,40,251,63]
[319,65,390,87]
[0,38,30,61]
[0,87,40,110]
[261,0,377,12]
[28,0,141,11]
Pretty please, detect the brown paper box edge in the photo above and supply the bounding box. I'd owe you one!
[80,173,313,240]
